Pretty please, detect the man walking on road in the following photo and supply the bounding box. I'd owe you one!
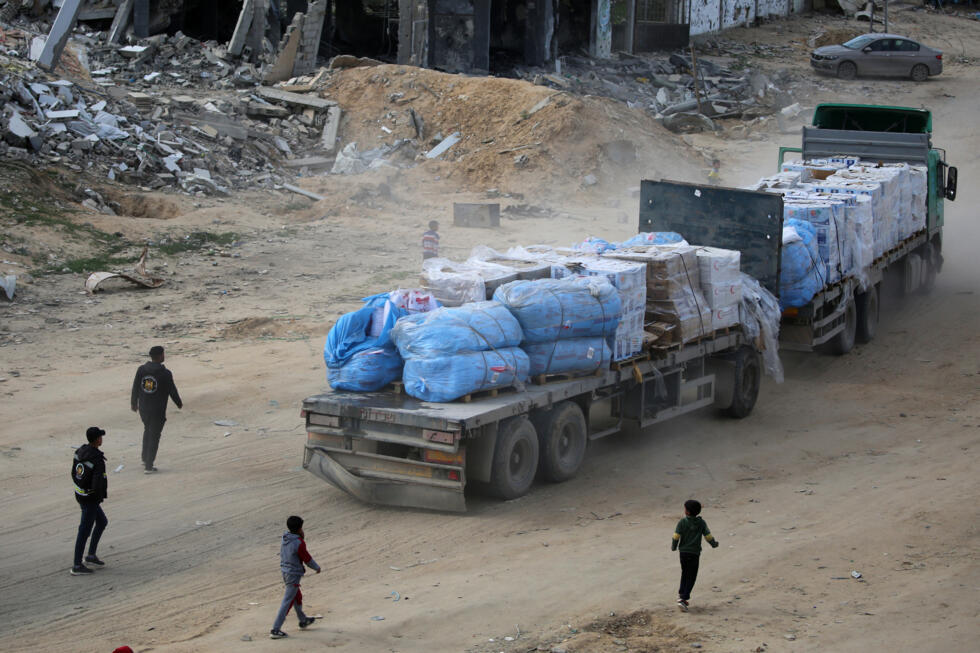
[131,345,182,474]
[71,426,109,575]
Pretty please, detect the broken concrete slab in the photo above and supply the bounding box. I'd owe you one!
[255,86,336,110]
[107,0,134,45]
[282,156,335,169]
[38,0,84,71]
[264,12,303,84]
[5,112,37,147]
[320,105,341,153]
[283,184,325,201]
[229,0,254,56]
[246,102,290,119]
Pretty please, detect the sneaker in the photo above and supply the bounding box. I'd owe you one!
[269,630,288,639]
[144,466,158,474]
[70,565,94,575]
[677,598,689,612]
[84,555,105,566]
[299,617,316,629]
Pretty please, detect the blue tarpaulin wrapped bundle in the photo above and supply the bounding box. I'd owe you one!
[617,231,688,248]
[327,345,403,392]
[524,337,612,376]
[323,293,408,392]
[392,301,529,402]
[402,348,530,403]
[779,219,827,309]
[492,277,622,344]
[571,236,614,254]
[390,301,522,358]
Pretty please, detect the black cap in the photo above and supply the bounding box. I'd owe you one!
[86,426,106,442]
[149,345,164,357]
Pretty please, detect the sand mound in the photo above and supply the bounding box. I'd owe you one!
[323,65,706,198]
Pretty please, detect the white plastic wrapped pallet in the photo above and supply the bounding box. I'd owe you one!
[909,166,927,232]
[420,258,486,306]
[551,257,646,360]
[820,176,887,258]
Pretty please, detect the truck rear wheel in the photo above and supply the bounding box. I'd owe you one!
[488,416,539,500]
[726,346,761,419]
[821,298,856,355]
[532,401,587,483]
[855,285,879,344]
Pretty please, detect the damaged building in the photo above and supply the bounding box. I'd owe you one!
[26,1,809,76]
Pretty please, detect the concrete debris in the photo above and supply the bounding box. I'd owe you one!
[516,42,801,125]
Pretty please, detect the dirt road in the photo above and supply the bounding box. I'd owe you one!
[1,9,977,653]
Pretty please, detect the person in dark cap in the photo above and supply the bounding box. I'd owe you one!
[131,345,182,474]
[71,427,109,575]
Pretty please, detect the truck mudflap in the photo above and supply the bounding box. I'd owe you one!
[303,445,467,512]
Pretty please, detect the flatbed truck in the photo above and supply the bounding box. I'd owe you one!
[300,103,955,511]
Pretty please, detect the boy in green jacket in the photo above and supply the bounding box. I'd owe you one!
[671,499,719,611]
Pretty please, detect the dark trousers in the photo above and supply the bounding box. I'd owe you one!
[678,552,700,601]
[140,412,166,468]
[74,502,107,566]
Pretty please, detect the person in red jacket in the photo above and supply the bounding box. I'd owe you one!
[270,515,321,639]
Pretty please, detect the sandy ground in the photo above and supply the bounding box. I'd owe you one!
[1,8,978,653]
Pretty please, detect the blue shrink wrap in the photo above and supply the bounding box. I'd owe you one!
[401,347,530,402]
[492,277,621,344]
[390,300,523,358]
[779,219,827,309]
[523,337,612,376]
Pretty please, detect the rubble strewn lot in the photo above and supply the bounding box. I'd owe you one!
[1,5,979,653]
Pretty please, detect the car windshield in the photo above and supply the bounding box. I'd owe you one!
[843,35,877,50]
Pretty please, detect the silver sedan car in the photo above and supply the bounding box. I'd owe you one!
[810,34,943,81]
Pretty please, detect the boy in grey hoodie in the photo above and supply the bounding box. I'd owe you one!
[270,515,321,639]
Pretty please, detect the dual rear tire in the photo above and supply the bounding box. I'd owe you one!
[487,402,588,499]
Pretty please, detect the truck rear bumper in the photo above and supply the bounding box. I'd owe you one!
[303,445,466,512]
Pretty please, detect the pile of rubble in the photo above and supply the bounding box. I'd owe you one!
[0,26,352,202]
[516,47,801,134]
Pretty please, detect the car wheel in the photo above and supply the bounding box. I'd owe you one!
[837,61,857,80]
[911,64,929,82]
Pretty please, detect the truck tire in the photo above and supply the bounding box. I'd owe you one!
[488,416,539,500]
[837,61,857,80]
[726,346,761,419]
[822,298,857,355]
[855,285,879,344]
[531,401,587,483]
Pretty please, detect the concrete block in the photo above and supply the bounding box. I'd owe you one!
[453,203,501,229]
[107,0,134,45]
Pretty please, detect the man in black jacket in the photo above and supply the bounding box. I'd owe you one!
[71,426,109,575]
[131,345,183,473]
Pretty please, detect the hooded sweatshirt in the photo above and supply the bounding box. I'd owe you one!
[131,361,182,417]
[671,515,718,554]
[280,531,321,576]
[72,444,107,505]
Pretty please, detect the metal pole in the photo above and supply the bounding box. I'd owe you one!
[690,45,703,114]
[869,1,874,33]
[884,0,889,33]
